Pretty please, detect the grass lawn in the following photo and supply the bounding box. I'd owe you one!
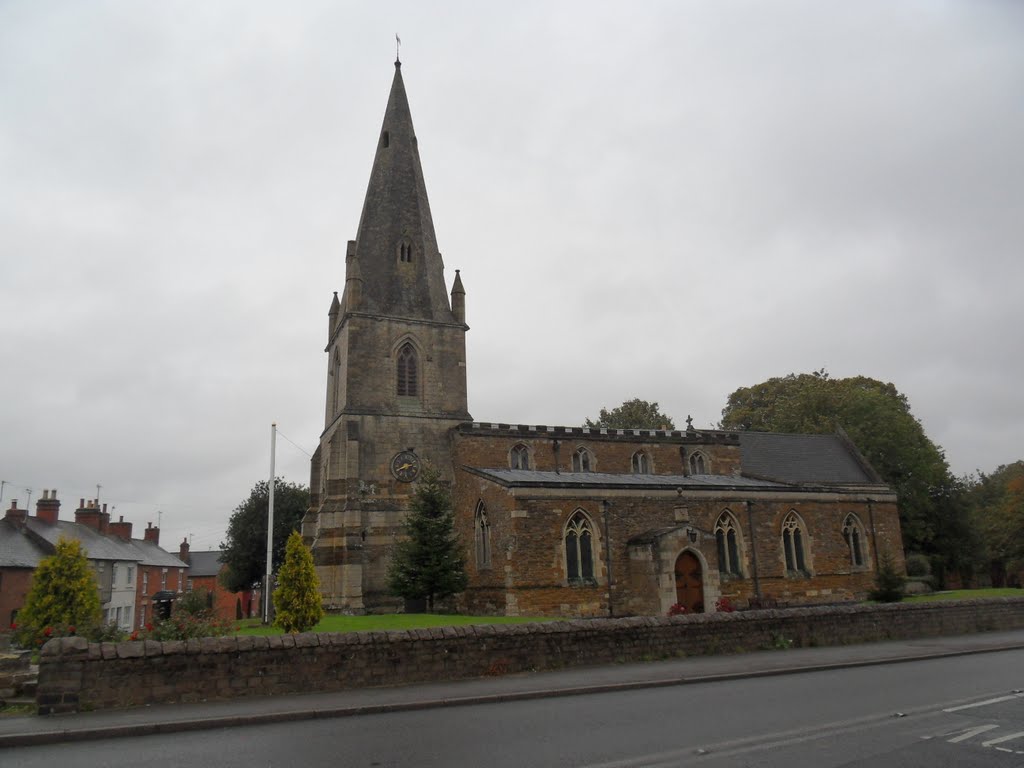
[235,613,549,636]
[903,587,1023,603]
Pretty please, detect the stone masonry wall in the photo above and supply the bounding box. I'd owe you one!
[37,598,1024,714]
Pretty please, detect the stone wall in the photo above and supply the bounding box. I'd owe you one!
[36,598,1024,714]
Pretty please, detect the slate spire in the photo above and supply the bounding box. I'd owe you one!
[350,62,453,321]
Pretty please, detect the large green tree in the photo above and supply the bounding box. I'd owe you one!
[720,370,969,568]
[220,479,310,593]
[273,531,324,633]
[16,537,102,648]
[584,398,676,430]
[968,461,1024,584]
[387,467,468,612]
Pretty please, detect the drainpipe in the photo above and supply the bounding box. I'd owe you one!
[602,499,614,618]
[746,500,762,600]
[867,498,879,561]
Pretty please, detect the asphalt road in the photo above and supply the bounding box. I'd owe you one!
[6,649,1024,767]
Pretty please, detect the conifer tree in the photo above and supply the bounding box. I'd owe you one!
[16,537,102,647]
[273,530,324,633]
[387,467,468,612]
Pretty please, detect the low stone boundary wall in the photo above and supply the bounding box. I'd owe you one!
[37,598,1024,714]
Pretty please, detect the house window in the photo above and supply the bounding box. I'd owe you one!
[843,513,867,567]
[140,605,146,628]
[715,511,742,576]
[474,502,491,569]
[124,606,132,627]
[112,564,118,584]
[510,443,530,470]
[631,450,650,474]
[143,570,149,594]
[688,451,708,475]
[178,568,184,592]
[564,510,595,583]
[396,342,418,396]
[127,566,134,585]
[161,568,168,590]
[782,512,809,575]
[571,447,592,473]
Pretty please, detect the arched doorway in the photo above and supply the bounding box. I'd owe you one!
[674,551,704,613]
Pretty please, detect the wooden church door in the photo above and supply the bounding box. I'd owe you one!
[674,551,704,613]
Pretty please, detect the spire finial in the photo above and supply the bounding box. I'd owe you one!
[395,34,401,65]
[686,415,694,430]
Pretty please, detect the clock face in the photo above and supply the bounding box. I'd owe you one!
[390,450,420,482]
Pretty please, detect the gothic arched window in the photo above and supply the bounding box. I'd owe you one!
[564,510,595,583]
[689,451,708,475]
[572,447,592,473]
[842,513,867,568]
[398,240,413,263]
[631,450,650,474]
[510,444,530,470]
[474,501,491,569]
[396,342,418,397]
[782,511,809,575]
[715,511,743,576]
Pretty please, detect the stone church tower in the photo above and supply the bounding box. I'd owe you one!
[304,61,471,612]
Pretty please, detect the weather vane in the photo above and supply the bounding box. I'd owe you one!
[396,34,401,63]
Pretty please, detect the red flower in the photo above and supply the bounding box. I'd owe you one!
[43,626,53,637]
[68,625,76,634]
[129,631,138,641]
[9,622,16,630]
[145,623,153,631]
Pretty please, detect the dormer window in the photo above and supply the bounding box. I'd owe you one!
[399,241,413,263]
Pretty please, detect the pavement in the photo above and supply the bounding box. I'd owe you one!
[2,629,1024,748]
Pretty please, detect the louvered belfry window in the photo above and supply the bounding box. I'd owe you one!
[397,343,418,396]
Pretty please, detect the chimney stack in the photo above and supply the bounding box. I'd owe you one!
[144,522,160,545]
[35,489,60,525]
[99,502,110,533]
[74,498,102,531]
[5,499,27,526]
[179,537,190,564]
[108,514,133,541]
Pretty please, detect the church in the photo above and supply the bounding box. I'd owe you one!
[302,60,905,618]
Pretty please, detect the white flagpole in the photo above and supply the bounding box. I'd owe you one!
[264,422,277,624]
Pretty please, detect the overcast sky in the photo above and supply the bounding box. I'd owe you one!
[2,1,1021,553]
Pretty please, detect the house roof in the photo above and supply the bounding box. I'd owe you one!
[24,518,143,562]
[462,468,786,491]
[0,519,49,568]
[131,538,188,568]
[187,550,223,577]
[738,432,879,484]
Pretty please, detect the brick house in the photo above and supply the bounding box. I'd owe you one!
[182,548,260,622]
[301,61,905,617]
[0,492,188,630]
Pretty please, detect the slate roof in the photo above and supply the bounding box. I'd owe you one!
[24,518,143,562]
[738,432,879,484]
[463,468,786,490]
[0,519,48,568]
[187,550,223,578]
[131,538,188,568]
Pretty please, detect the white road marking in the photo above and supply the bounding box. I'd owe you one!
[982,731,1024,748]
[944,692,1024,712]
[947,724,1000,743]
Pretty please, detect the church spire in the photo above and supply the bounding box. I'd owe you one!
[350,62,453,322]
